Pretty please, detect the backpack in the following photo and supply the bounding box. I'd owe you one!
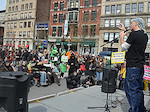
[80,63,85,71]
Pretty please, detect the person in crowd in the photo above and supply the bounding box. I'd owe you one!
[118,62,126,90]
[96,57,104,85]
[119,18,148,112]
[18,61,28,73]
[66,70,81,89]
[68,54,79,76]
[1,60,16,72]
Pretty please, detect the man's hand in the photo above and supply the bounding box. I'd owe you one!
[118,23,126,31]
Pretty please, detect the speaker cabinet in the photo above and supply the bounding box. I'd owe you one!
[101,68,118,93]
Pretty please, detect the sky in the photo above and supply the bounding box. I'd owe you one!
[0,0,7,11]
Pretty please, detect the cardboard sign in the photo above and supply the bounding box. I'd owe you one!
[143,65,150,81]
[61,56,68,62]
[111,52,125,64]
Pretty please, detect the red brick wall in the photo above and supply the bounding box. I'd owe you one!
[49,0,67,36]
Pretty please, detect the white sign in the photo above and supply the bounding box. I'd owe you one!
[61,56,68,62]
[64,20,68,35]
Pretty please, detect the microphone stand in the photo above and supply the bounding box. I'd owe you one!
[87,37,119,112]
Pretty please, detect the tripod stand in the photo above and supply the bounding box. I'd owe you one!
[88,38,119,112]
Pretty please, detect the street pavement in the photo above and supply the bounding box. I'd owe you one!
[28,78,68,100]
[28,86,150,112]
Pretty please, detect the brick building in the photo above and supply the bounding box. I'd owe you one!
[49,0,102,55]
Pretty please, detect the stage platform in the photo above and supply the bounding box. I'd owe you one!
[29,86,150,112]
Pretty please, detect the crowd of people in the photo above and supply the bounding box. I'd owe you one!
[0,46,113,89]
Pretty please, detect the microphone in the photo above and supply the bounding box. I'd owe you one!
[124,28,130,33]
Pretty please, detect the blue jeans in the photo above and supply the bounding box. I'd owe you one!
[40,71,47,85]
[96,72,103,81]
[125,67,146,112]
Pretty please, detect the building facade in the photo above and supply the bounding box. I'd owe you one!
[49,0,102,55]
[0,10,6,46]
[99,0,150,53]
[4,0,50,51]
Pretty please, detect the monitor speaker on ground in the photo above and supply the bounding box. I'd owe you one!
[101,68,118,93]
[0,71,29,112]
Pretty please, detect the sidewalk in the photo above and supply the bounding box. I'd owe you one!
[29,86,150,112]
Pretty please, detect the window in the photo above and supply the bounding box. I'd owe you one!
[21,4,24,10]
[9,0,12,4]
[111,5,115,14]
[29,3,33,9]
[7,32,9,37]
[132,3,137,13]
[25,12,28,18]
[7,23,10,29]
[91,11,97,21]
[27,31,30,37]
[16,0,19,3]
[92,0,97,7]
[75,12,78,21]
[60,2,64,10]
[10,32,13,37]
[11,14,14,20]
[9,7,11,12]
[29,12,32,18]
[59,14,63,23]
[13,32,16,37]
[148,18,150,27]
[20,13,23,19]
[16,6,18,11]
[12,6,14,12]
[83,25,88,37]
[148,2,150,12]
[20,22,23,28]
[109,33,114,41]
[11,23,13,29]
[58,27,62,37]
[106,6,110,14]
[53,15,57,23]
[19,31,22,37]
[25,4,28,10]
[117,4,121,13]
[28,21,31,27]
[110,19,115,27]
[138,3,143,12]
[8,15,10,20]
[69,12,73,21]
[13,0,15,3]
[24,22,27,28]
[70,1,74,8]
[125,18,130,27]
[104,33,109,42]
[14,23,17,28]
[54,3,58,11]
[23,31,26,37]
[52,27,56,37]
[105,19,109,27]
[114,33,119,43]
[85,0,90,7]
[90,25,96,36]
[15,14,17,19]
[126,4,130,13]
[116,19,120,27]
[83,12,89,21]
